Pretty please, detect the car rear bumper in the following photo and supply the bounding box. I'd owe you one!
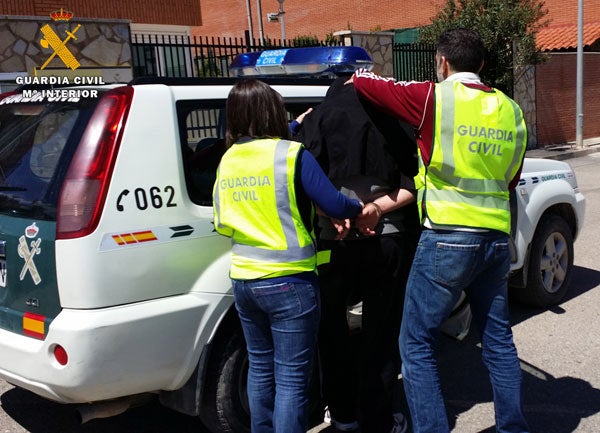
[0,292,231,403]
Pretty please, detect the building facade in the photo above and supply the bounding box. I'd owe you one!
[0,0,599,147]
[194,0,599,43]
[0,0,201,27]
[193,0,600,147]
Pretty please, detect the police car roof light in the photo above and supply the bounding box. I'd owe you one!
[229,46,373,77]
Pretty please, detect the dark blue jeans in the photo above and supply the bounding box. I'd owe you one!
[399,229,529,433]
[232,278,320,433]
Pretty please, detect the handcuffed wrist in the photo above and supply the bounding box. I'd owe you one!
[366,202,382,218]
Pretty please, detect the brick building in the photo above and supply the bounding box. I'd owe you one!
[0,0,598,146]
[0,0,200,27]
[193,0,600,147]
[1,0,202,42]
[535,22,600,145]
[194,0,599,43]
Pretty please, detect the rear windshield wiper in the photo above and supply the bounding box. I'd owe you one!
[4,201,55,219]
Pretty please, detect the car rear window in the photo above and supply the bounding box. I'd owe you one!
[0,93,100,220]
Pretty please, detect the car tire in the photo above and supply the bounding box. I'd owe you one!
[202,325,251,433]
[215,327,252,433]
[201,321,323,433]
[518,214,574,307]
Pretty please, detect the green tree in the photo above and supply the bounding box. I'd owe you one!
[419,0,550,96]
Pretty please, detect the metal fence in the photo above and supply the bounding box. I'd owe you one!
[131,33,338,79]
[131,35,437,82]
[393,43,436,82]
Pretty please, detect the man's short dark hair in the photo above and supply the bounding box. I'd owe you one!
[436,28,485,73]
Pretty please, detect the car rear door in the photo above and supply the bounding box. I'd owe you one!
[0,91,98,339]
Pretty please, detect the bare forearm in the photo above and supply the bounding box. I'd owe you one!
[371,188,416,214]
[357,188,416,235]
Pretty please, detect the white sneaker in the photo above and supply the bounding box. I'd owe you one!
[347,301,363,315]
[323,407,359,431]
[390,412,408,433]
[323,406,331,424]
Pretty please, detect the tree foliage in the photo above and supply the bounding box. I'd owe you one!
[419,0,550,95]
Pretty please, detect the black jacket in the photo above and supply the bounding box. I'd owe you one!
[295,76,420,238]
[296,76,418,188]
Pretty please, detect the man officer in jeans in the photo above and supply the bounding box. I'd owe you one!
[346,28,530,433]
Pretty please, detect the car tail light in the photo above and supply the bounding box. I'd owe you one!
[53,345,69,366]
[56,87,133,239]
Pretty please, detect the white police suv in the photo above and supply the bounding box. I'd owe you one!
[0,47,585,431]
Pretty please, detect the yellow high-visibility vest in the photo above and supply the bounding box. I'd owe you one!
[213,138,317,279]
[416,80,527,233]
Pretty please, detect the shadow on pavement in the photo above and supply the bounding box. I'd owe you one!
[509,265,600,326]
[560,265,600,303]
[436,320,600,433]
[0,388,205,433]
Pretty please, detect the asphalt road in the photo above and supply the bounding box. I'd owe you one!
[1,152,599,433]
[310,151,600,432]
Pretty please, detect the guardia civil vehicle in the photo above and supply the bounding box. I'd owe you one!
[0,46,585,432]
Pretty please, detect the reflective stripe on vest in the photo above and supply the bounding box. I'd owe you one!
[213,138,316,279]
[231,139,314,261]
[418,81,526,233]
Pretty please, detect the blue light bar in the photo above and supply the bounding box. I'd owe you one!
[229,46,374,77]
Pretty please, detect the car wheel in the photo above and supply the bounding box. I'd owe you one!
[201,325,250,433]
[519,214,574,307]
[215,327,252,433]
[201,322,323,433]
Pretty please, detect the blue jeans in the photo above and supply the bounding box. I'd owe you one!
[399,229,529,433]
[232,278,320,433]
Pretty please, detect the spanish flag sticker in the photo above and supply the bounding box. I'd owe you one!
[23,312,46,339]
[112,230,158,245]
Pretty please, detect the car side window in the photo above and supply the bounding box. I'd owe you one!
[177,100,226,206]
[177,99,321,207]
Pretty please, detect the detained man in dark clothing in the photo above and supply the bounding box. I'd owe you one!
[294,76,421,433]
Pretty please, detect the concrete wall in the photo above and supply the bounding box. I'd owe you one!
[514,65,538,148]
[334,30,394,77]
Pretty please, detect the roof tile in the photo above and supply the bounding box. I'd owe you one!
[537,21,600,51]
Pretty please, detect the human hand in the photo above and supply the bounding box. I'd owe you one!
[296,107,313,124]
[331,218,351,240]
[344,75,354,85]
[355,202,381,236]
